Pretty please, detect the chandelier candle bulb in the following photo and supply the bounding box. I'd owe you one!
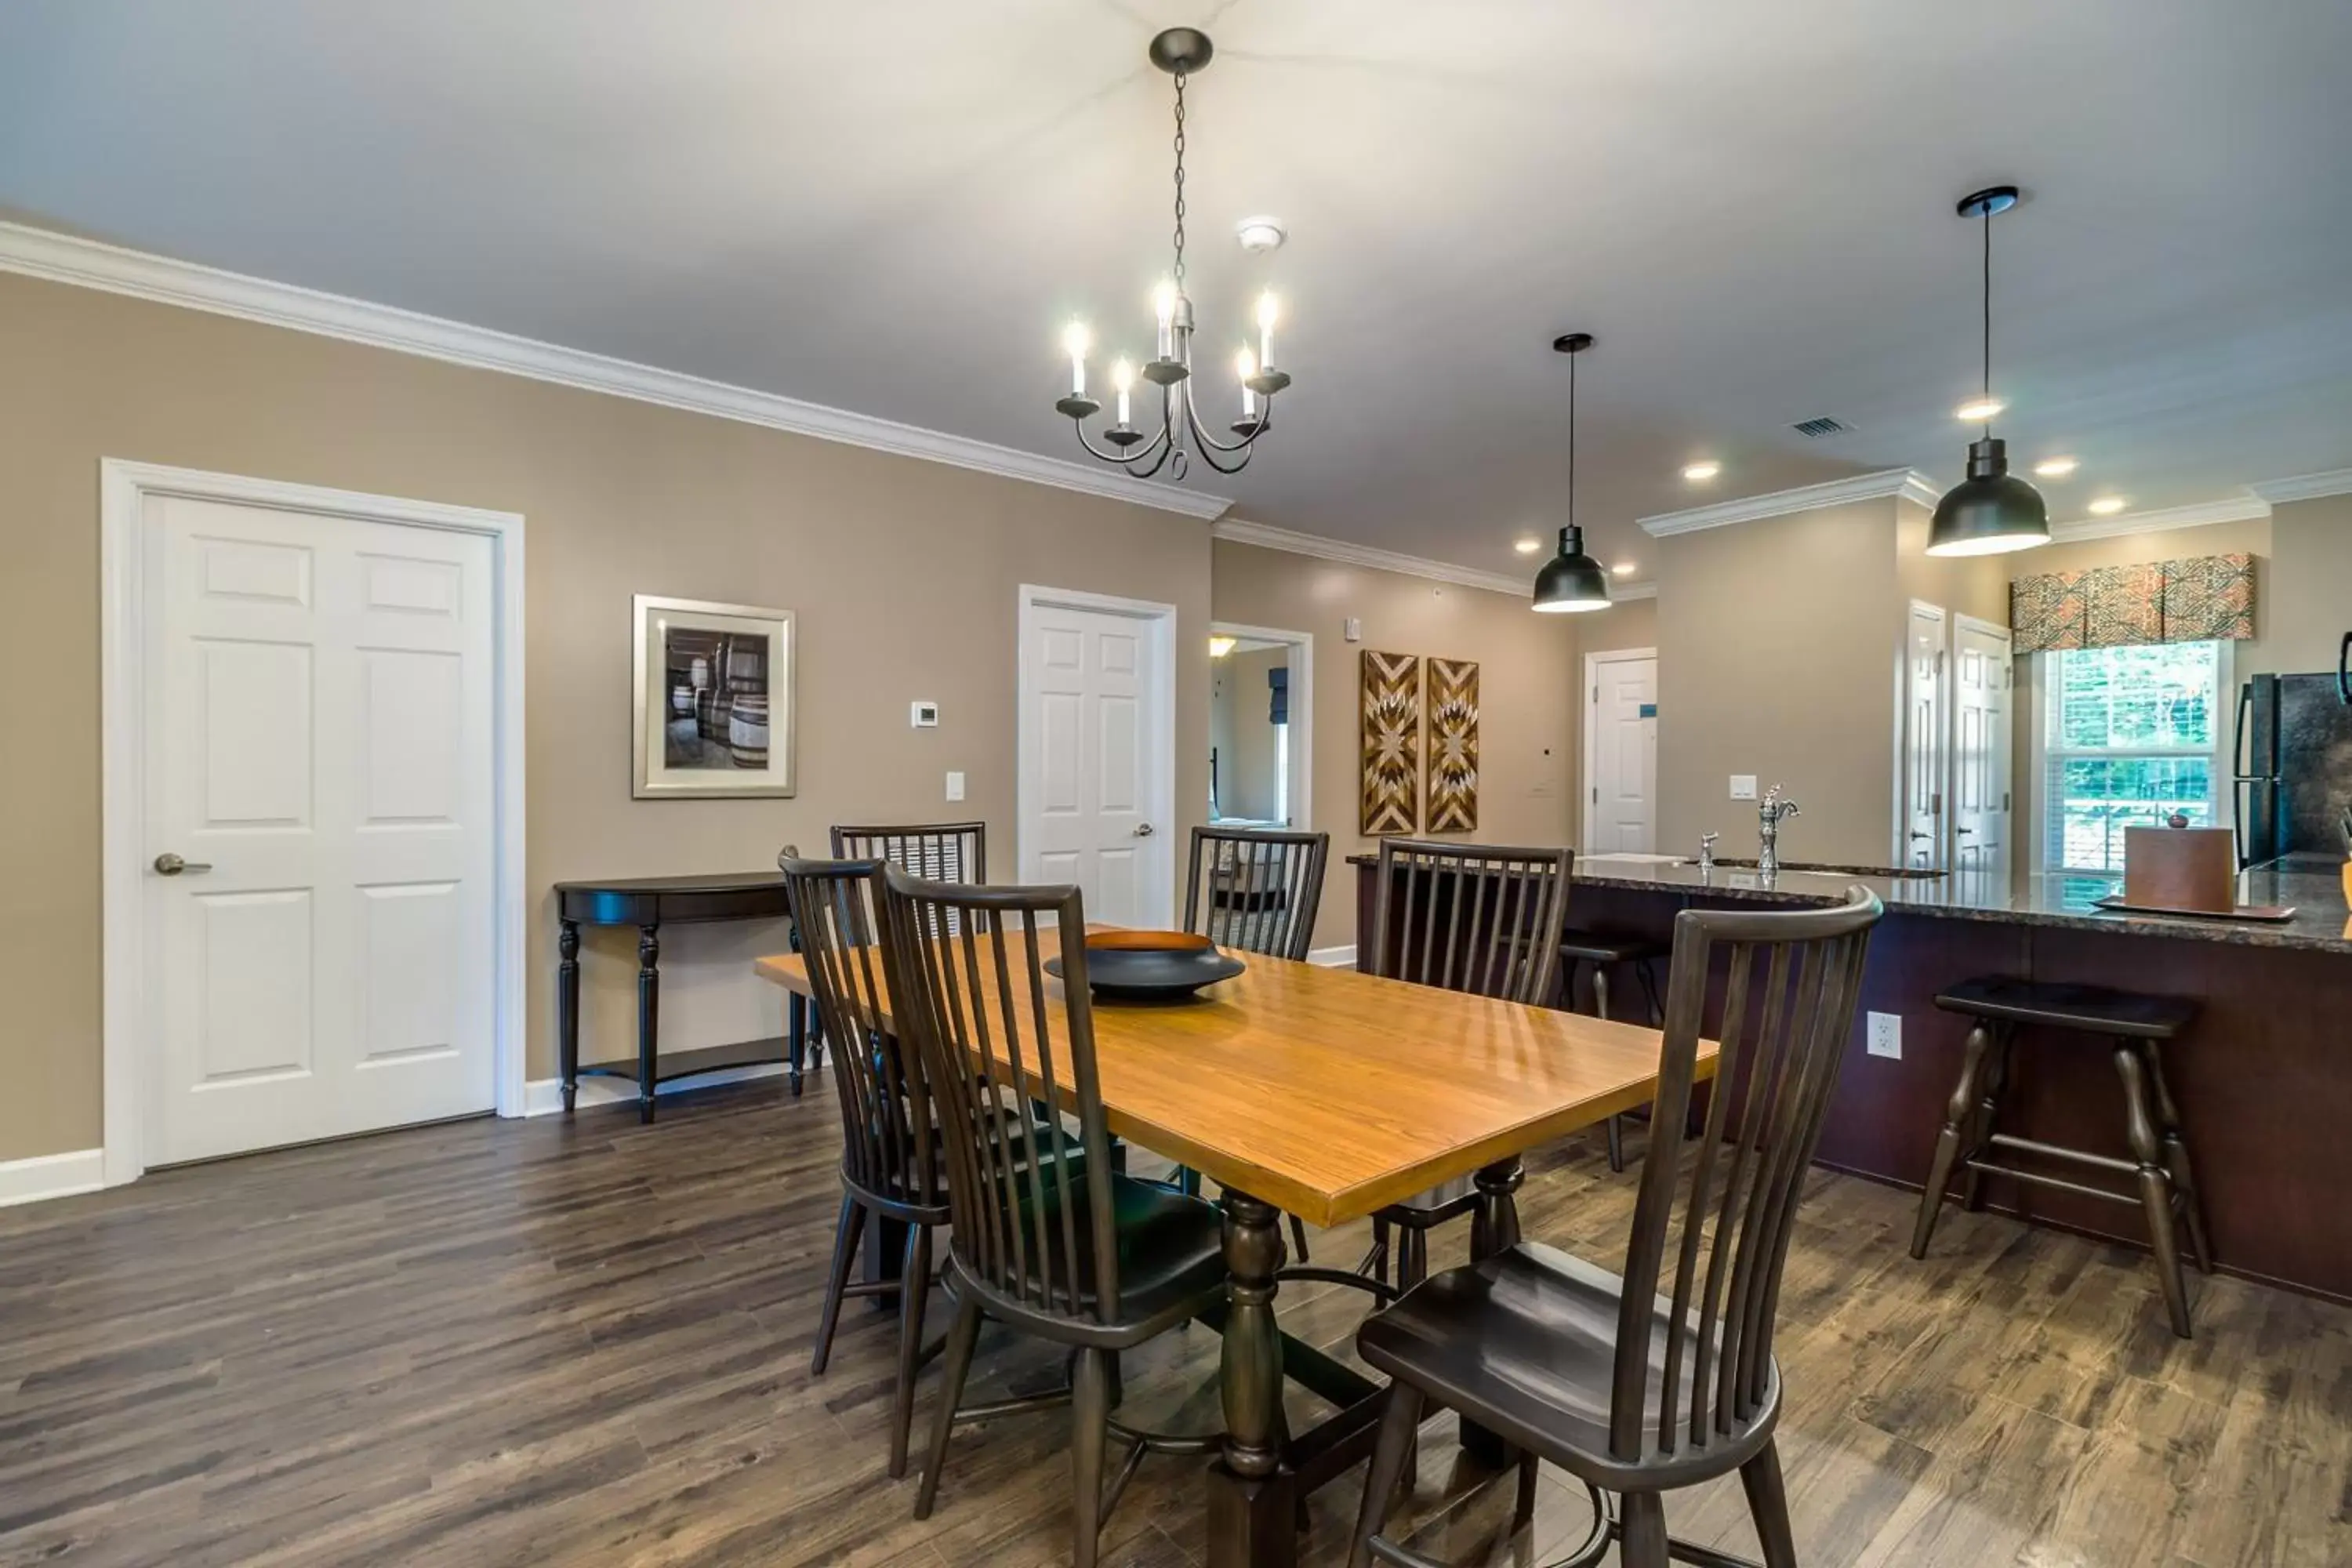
[1257,292,1279,368]
[1063,321,1090,396]
[1112,358,1134,426]
[1236,347,1258,419]
[1155,281,1178,360]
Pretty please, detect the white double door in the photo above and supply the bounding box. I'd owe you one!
[143,494,497,1165]
[1021,597,1171,927]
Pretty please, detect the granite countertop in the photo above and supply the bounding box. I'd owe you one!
[1345,851,2352,954]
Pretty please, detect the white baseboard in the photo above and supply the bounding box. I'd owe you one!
[0,1148,107,1208]
[1308,945,1357,967]
[521,1062,792,1116]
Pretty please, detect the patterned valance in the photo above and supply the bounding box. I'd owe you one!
[2009,551,2256,655]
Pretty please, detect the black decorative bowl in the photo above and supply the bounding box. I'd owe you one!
[1046,931,1246,1003]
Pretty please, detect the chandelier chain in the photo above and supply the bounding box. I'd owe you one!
[1171,71,1188,290]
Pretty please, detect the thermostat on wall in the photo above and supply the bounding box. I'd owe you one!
[910,700,940,728]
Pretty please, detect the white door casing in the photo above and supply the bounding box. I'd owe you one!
[1209,621,1313,832]
[1951,614,2013,882]
[1017,587,1176,927]
[1584,649,1658,854]
[103,462,525,1184]
[1902,601,1949,871]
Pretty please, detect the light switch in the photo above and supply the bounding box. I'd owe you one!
[1730,775,1758,800]
[945,771,966,802]
[1343,617,1363,643]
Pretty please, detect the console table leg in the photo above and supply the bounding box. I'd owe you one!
[557,919,580,1113]
[637,924,660,1124]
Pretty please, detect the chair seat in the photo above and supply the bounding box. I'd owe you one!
[1375,1173,1479,1229]
[972,1172,1226,1342]
[1557,930,1669,966]
[1356,1240,1778,1490]
[1935,975,2195,1040]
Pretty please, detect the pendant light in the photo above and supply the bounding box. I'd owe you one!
[1927,185,2050,557]
[1532,332,1613,612]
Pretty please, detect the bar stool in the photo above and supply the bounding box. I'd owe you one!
[1911,975,2212,1338]
[1556,931,1666,1173]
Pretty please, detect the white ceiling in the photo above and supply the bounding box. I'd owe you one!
[5,0,2349,579]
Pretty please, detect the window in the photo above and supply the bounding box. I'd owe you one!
[2037,641,2229,873]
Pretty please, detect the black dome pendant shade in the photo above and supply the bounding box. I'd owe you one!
[1533,332,1613,612]
[1928,185,2049,557]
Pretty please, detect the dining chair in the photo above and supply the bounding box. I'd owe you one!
[1347,887,1886,1568]
[1361,838,1573,1294]
[1174,825,1329,1259]
[777,852,947,1481]
[880,867,1228,1568]
[832,819,986,883]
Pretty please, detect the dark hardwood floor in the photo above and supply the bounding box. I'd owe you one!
[2,1078,2346,1566]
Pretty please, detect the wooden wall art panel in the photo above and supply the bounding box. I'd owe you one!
[1424,656,1480,833]
[1359,651,1421,835]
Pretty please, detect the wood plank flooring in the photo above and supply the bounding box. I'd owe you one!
[2,1079,2346,1566]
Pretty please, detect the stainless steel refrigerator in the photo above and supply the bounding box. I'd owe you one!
[2234,641,2352,869]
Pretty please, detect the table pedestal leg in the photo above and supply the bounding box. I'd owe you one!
[557,920,580,1113]
[1208,1189,1295,1568]
[636,924,660,1124]
[1459,1155,1525,1468]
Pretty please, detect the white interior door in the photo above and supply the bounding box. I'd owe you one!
[1587,653,1658,852]
[1951,617,2014,881]
[1021,594,1171,927]
[1903,602,1949,871]
[143,493,497,1165]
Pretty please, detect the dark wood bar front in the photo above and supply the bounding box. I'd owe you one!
[1352,852,2352,1302]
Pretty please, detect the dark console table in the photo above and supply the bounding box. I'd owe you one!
[554,872,816,1120]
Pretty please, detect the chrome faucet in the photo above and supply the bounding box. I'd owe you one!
[1697,833,1719,873]
[1758,786,1801,877]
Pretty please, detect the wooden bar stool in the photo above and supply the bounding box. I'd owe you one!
[1911,975,2212,1338]
[1556,931,1666,1173]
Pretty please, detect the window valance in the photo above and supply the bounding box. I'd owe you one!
[2009,551,2255,655]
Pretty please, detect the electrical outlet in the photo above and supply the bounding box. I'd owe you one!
[945,771,965,802]
[1866,1011,1902,1059]
[1730,775,1758,800]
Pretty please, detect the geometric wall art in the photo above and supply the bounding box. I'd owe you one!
[1359,649,1422,835]
[1424,656,1480,833]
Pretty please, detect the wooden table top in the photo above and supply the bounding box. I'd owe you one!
[754,939,1714,1229]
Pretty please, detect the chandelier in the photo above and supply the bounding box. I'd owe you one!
[1054,27,1290,481]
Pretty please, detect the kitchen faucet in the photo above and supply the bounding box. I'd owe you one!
[1758,785,1800,877]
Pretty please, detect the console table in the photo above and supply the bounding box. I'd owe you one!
[554,872,815,1120]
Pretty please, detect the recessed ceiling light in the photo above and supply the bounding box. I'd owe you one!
[1611,561,1638,576]
[1208,634,1237,658]
[1514,536,1542,554]
[2032,456,2078,478]
[2086,495,2128,516]
[1235,215,1287,253]
[1955,397,2006,423]
[1681,460,1722,482]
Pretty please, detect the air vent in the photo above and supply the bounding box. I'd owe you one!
[1791,416,1853,438]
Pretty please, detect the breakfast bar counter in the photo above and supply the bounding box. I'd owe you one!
[1349,851,2352,1301]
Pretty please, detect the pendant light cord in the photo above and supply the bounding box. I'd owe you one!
[1981,201,1993,438]
[1567,347,1577,535]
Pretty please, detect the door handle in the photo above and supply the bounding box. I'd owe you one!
[1132,823,1156,837]
[1956,826,1975,835]
[1908,831,1932,841]
[153,853,213,876]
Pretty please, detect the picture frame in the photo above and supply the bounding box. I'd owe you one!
[631,593,797,799]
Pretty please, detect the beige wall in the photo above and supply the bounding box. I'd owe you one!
[2267,495,2352,677]
[1208,540,1580,949]
[1210,645,1287,822]
[0,270,1214,1163]
[1574,593,1657,657]
[1653,501,1902,866]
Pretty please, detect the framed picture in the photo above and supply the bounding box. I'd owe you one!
[631,594,796,799]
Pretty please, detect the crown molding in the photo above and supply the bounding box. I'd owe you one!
[1212,518,1534,597]
[2047,493,2272,543]
[1639,468,1940,537]
[2248,467,2352,506]
[0,220,1232,522]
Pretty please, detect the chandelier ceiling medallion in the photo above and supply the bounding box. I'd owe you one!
[1054,27,1290,481]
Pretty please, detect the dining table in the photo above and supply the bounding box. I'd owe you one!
[753,936,1715,1568]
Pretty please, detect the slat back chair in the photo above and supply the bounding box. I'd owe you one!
[880,868,1229,1566]
[1616,890,1879,1464]
[1348,887,1884,1568]
[1369,839,1573,1004]
[835,821,986,936]
[777,853,945,1479]
[1181,825,1329,961]
[880,869,1119,1327]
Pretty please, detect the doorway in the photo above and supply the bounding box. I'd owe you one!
[1902,601,1950,871]
[1208,621,1312,831]
[1951,612,2014,881]
[1016,585,1178,927]
[1583,648,1658,853]
[102,462,525,1183]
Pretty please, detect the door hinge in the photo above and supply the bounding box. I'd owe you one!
[1936,649,1947,675]
[1592,786,1599,805]
[2003,790,2011,812]
[1932,789,1943,815]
